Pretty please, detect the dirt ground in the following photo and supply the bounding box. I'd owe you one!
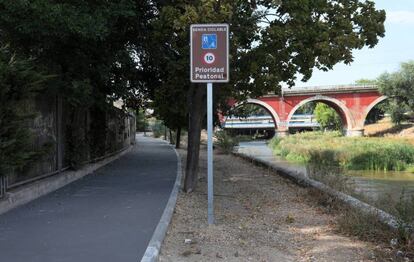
[159,147,380,262]
[365,118,414,142]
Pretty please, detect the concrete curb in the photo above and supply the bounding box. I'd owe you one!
[234,151,400,230]
[141,141,183,262]
[0,146,133,216]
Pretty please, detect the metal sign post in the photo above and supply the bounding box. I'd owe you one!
[207,82,214,224]
[190,24,229,225]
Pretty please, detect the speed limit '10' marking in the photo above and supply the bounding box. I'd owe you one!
[203,53,216,64]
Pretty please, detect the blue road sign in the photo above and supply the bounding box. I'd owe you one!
[202,34,217,49]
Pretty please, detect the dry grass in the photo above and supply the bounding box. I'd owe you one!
[159,147,383,262]
[365,118,397,136]
[307,187,414,261]
[365,118,414,145]
[163,129,414,260]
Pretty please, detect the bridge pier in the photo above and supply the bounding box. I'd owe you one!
[345,129,364,137]
[275,127,289,137]
[276,130,289,137]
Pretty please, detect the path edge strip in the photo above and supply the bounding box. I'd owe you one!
[141,142,183,262]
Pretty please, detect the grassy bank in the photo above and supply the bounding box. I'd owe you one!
[269,131,414,172]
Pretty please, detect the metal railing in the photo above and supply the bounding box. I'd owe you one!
[0,108,136,199]
[281,84,378,94]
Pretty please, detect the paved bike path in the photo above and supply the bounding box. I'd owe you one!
[0,135,178,262]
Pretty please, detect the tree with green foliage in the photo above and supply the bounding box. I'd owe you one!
[378,61,414,125]
[0,0,153,106]
[151,86,187,148]
[295,101,317,115]
[0,46,47,176]
[0,1,155,161]
[388,101,409,126]
[232,104,269,118]
[314,103,342,131]
[143,0,385,192]
[136,110,149,132]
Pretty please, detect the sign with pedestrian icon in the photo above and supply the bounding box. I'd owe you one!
[190,24,229,83]
[202,34,217,49]
[190,24,230,225]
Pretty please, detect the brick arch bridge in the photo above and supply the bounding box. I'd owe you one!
[228,85,387,137]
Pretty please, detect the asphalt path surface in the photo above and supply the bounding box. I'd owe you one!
[0,134,177,262]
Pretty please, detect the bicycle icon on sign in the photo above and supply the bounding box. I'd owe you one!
[202,34,217,49]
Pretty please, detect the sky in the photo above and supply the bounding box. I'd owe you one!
[294,0,414,87]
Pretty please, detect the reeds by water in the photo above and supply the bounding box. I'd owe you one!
[269,131,414,172]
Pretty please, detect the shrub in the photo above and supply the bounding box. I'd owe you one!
[151,120,165,138]
[336,206,395,243]
[215,130,239,154]
[394,190,414,244]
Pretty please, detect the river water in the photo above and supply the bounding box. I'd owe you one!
[237,141,414,202]
[348,170,414,201]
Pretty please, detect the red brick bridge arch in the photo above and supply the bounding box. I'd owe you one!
[228,85,387,137]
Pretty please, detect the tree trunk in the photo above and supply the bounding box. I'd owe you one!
[164,125,167,140]
[184,86,206,193]
[175,127,181,149]
[169,129,174,144]
[143,116,146,136]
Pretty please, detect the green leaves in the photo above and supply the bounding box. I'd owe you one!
[0,46,47,175]
[378,61,414,125]
[143,0,385,132]
[0,0,154,108]
[0,1,160,175]
[314,102,342,131]
[258,0,385,84]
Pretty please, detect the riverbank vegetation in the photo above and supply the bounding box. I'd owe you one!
[269,132,414,172]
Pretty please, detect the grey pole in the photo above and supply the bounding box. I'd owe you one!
[207,82,214,225]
